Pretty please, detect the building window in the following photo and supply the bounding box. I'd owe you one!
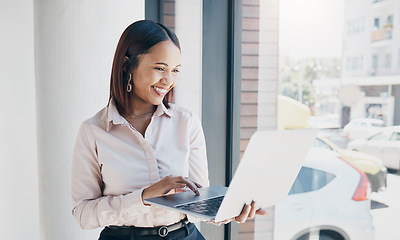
[361,17,364,32]
[352,57,359,70]
[387,15,393,25]
[386,54,392,68]
[347,57,351,70]
[374,18,380,30]
[347,21,351,35]
[372,55,378,70]
[348,18,365,35]
[398,49,400,66]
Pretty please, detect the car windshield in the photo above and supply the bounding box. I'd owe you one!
[369,131,392,141]
[313,139,333,150]
[390,132,400,141]
[371,123,384,128]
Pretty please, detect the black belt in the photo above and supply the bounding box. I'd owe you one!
[105,218,190,238]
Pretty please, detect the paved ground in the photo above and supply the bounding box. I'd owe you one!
[370,169,400,240]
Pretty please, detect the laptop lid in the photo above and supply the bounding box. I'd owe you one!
[144,129,318,222]
[214,129,318,221]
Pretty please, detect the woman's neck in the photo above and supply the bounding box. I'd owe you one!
[130,101,157,117]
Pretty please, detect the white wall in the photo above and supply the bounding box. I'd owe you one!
[33,1,144,239]
[0,0,39,239]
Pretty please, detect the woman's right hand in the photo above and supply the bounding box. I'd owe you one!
[142,175,202,204]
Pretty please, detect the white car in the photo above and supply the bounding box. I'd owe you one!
[343,118,385,140]
[274,149,375,240]
[347,126,400,170]
[314,135,387,192]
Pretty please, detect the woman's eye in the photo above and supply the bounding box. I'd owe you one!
[155,67,164,71]
[173,69,180,73]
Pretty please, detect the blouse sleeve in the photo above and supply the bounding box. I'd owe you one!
[70,122,150,229]
[186,115,210,223]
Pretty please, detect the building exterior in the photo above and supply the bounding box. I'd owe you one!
[342,0,400,126]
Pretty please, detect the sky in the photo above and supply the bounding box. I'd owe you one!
[279,0,345,60]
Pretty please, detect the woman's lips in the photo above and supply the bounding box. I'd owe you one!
[152,86,168,96]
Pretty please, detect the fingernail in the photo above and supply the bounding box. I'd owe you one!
[195,190,200,195]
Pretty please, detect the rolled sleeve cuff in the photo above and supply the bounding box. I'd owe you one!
[123,188,152,210]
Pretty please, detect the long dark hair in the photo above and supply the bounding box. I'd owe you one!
[109,20,181,116]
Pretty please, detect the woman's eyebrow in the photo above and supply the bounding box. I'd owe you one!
[154,62,181,68]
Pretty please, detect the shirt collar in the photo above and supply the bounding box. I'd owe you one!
[106,101,127,131]
[106,100,173,132]
[154,102,174,118]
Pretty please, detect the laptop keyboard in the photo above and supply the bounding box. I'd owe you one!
[175,196,224,216]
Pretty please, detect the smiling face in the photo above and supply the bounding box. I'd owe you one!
[130,40,181,110]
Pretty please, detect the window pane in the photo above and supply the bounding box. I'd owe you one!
[163,0,203,117]
[277,0,399,239]
[239,0,278,239]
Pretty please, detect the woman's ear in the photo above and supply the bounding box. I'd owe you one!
[123,56,131,72]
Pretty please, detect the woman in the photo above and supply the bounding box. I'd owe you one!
[71,20,265,240]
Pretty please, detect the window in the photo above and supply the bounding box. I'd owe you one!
[239,0,279,239]
[369,131,390,141]
[347,21,352,35]
[361,17,365,32]
[398,49,400,66]
[313,138,333,150]
[347,57,351,70]
[352,57,358,70]
[289,167,336,195]
[374,18,380,30]
[348,18,365,35]
[349,56,364,70]
[390,132,400,141]
[386,54,392,68]
[387,15,393,25]
[372,55,378,69]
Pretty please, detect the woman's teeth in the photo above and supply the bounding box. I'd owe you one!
[153,86,167,94]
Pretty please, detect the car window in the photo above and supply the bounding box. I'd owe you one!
[371,123,384,128]
[369,131,392,141]
[313,139,333,150]
[289,167,336,195]
[390,132,400,141]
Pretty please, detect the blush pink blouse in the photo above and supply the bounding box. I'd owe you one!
[71,101,209,229]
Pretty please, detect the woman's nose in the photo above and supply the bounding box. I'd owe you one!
[160,74,174,85]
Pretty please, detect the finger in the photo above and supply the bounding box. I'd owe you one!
[173,183,187,189]
[175,188,189,193]
[221,217,234,224]
[235,204,251,223]
[248,201,257,219]
[192,180,203,188]
[163,183,186,194]
[206,221,221,226]
[179,177,200,195]
[256,208,267,216]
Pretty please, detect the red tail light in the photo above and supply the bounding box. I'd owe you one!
[338,157,370,201]
[352,171,370,201]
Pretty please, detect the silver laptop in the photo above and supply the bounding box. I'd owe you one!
[144,129,318,222]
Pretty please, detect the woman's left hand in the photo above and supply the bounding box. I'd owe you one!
[207,201,267,226]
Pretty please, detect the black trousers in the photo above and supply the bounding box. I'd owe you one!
[98,223,205,240]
